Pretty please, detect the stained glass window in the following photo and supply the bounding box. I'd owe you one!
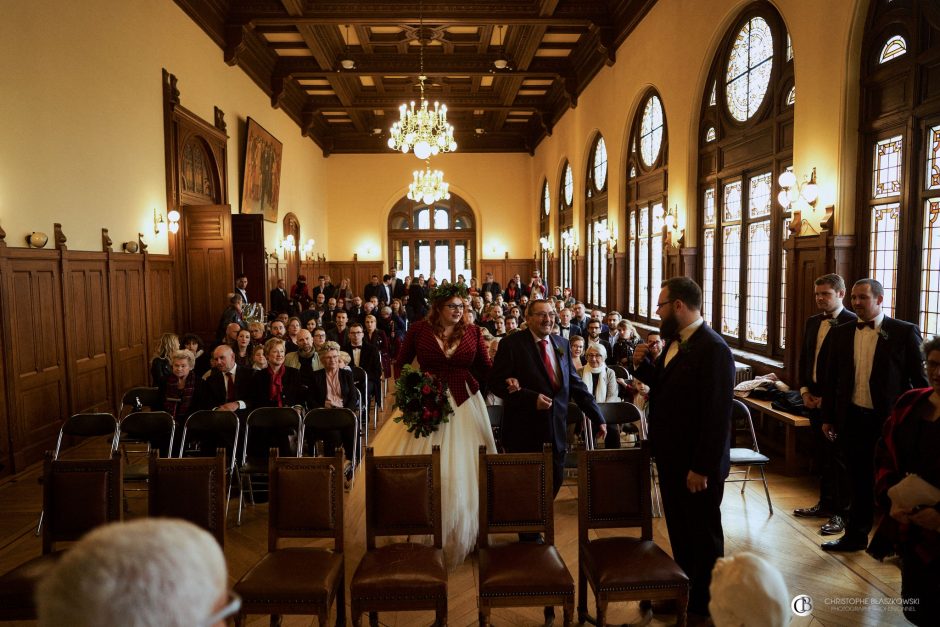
[706,127,717,142]
[542,181,551,215]
[749,172,772,218]
[704,188,717,226]
[640,96,664,166]
[922,200,940,336]
[926,124,940,190]
[879,35,907,64]
[650,202,664,321]
[638,207,650,318]
[726,17,774,122]
[563,164,574,206]
[721,225,742,337]
[873,135,903,198]
[593,137,608,190]
[870,203,901,316]
[702,227,715,327]
[723,181,743,221]
[786,86,795,106]
[746,220,771,344]
[628,210,637,315]
[780,217,791,349]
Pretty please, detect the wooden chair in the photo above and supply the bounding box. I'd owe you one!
[0,452,122,621]
[350,446,446,627]
[577,445,689,627]
[727,399,772,514]
[234,450,346,627]
[485,404,503,451]
[149,449,226,547]
[477,444,574,627]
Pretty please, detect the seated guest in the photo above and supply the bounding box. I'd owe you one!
[150,332,178,389]
[181,333,211,379]
[269,277,291,318]
[222,322,242,349]
[36,519,233,627]
[251,344,267,371]
[215,293,244,342]
[196,344,252,415]
[584,319,612,358]
[363,314,391,379]
[285,317,302,353]
[570,335,587,372]
[304,316,318,333]
[503,278,521,303]
[232,328,254,369]
[646,329,664,360]
[610,319,641,367]
[504,316,519,333]
[347,296,365,324]
[327,310,350,345]
[268,319,287,340]
[251,337,304,408]
[284,329,322,390]
[343,322,382,402]
[580,344,621,449]
[157,349,202,424]
[247,321,266,344]
[307,342,359,483]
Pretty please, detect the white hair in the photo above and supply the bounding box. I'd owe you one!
[37,519,227,627]
[709,552,789,627]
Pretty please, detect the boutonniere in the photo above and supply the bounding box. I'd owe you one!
[554,345,564,358]
[678,339,692,354]
[878,327,889,341]
[828,319,839,327]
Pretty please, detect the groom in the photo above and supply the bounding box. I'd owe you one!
[489,299,606,497]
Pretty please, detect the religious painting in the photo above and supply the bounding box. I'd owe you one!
[241,118,283,222]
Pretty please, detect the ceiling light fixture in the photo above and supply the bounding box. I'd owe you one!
[407,161,451,205]
[387,1,457,160]
[339,24,356,70]
[493,25,509,70]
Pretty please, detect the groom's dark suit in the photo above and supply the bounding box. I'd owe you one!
[489,330,603,496]
[633,320,734,615]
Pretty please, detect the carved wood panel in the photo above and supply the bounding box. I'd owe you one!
[147,258,177,348]
[232,213,267,308]
[182,205,234,342]
[355,263,384,300]
[67,255,112,415]
[110,258,149,399]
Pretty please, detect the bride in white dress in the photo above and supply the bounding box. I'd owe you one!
[358,284,497,569]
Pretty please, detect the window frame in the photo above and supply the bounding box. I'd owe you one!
[558,160,574,292]
[585,135,609,309]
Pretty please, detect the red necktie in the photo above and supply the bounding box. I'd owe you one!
[225,372,236,402]
[539,339,559,391]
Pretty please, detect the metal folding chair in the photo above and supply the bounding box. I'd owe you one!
[237,406,303,525]
[118,411,175,504]
[727,398,773,515]
[486,404,503,450]
[180,410,240,518]
[119,386,160,419]
[302,407,360,487]
[351,365,371,433]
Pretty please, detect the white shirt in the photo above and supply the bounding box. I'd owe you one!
[222,365,247,410]
[664,317,704,367]
[530,330,561,387]
[351,346,362,367]
[812,305,844,385]
[852,312,884,409]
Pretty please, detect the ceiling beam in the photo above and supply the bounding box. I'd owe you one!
[276,55,571,79]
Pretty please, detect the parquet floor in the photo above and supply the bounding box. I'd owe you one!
[0,401,909,627]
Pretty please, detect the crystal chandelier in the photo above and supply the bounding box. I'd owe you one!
[407,162,451,205]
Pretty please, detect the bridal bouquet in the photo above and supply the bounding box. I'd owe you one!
[393,365,452,438]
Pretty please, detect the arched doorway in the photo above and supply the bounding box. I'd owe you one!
[388,194,476,282]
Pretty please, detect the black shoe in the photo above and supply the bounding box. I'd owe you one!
[793,503,833,518]
[820,515,845,535]
[821,535,867,552]
[519,533,545,544]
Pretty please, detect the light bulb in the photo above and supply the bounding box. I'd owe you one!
[168,222,179,234]
[777,190,790,208]
[167,209,180,222]
[414,141,432,160]
[423,192,435,205]
[778,170,796,189]
[802,182,818,204]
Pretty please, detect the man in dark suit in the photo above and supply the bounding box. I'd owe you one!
[312,275,333,300]
[234,274,249,307]
[196,344,253,414]
[571,301,590,330]
[632,277,735,618]
[481,272,502,301]
[583,319,612,360]
[343,322,382,403]
[269,278,290,317]
[793,274,857,535]
[215,294,245,342]
[363,275,382,303]
[821,278,927,552]
[378,274,394,306]
[327,311,350,345]
[390,269,406,300]
[489,300,605,499]
[557,307,582,340]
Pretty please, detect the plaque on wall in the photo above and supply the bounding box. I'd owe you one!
[240,117,283,223]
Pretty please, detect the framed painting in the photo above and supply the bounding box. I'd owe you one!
[240,117,283,222]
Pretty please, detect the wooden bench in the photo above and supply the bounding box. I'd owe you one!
[739,396,811,475]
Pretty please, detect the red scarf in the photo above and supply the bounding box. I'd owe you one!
[268,365,285,407]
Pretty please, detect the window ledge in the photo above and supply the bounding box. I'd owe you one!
[731,347,784,370]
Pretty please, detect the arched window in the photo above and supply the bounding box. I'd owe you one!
[627,89,668,323]
[859,1,940,335]
[539,179,551,284]
[698,2,793,355]
[388,194,476,283]
[585,135,609,308]
[558,161,575,292]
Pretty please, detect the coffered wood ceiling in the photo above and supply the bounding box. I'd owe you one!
[175,0,658,155]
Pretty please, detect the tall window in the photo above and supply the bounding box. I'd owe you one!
[626,89,668,323]
[558,161,575,293]
[698,3,793,356]
[540,179,551,286]
[387,194,475,283]
[585,135,608,308]
[860,0,940,335]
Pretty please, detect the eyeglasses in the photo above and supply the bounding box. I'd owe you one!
[655,299,676,310]
[445,304,465,310]
[202,591,241,626]
[529,312,555,319]
[927,360,940,371]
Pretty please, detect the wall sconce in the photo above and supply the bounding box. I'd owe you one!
[664,205,684,247]
[303,238,315,260]
[593,222,617,253]
[538,236,553,254]
[154,208,180,235]
[777,167,818,210]
[560,230,579,255]
[154,208,165,235]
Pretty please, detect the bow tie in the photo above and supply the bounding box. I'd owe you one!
[822,313,834,319]
[856,320,875,330]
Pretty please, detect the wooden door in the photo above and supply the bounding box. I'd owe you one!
[232,214,267,308]
[182,205,234,342]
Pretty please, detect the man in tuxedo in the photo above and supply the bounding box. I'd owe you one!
[489,300,605,499]
[481,272,502,301]
[234,274,249,306]
[379,274,394,306]
[390,269,406,300]
[557,307,581,340]
[821,278,927,552]
[632,277,735,618]
[197,344,252,414]
[571,302,590,330]
[793,274,857,534]
[269,278,290,317]
[343,322,382,403]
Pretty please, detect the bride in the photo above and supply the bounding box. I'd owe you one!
[367,282,497,569]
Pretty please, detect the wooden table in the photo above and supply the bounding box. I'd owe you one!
[739,396,811,475]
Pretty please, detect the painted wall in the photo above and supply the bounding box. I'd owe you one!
[530,0,866,247]
[0,0,329,255]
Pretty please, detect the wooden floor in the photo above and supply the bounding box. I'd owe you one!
[0,403,910,627]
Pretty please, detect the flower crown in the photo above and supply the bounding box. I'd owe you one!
[429,283,468,302]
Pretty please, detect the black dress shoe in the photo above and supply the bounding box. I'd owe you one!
[820,515,845,535]
[793,503,833,518]
[821,535,867,552]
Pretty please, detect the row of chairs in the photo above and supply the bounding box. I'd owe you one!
[232,443,690,627]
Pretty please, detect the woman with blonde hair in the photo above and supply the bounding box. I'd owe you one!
[150,332,179,389]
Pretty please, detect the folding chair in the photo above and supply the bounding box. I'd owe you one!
[35,412,119,535]
[351,366,372,431]
[302,407,360,488]
[486,404,504,451]
[119,386,160,419]
[596,402,644,449]
[179,410,240,518]
[118,412,175,505]
[237,406,303,525]
[727,399,772,515]
[564,403,594,478]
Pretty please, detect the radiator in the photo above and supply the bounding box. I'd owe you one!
[734,362,753,386]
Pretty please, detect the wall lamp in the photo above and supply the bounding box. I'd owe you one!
[154,208,180,235]
[777,167,818,210]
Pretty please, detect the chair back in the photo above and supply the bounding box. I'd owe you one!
[609,364,631,382]
[55,413,119,459]
[268,449,345,552]
[597,402,643,428]
[731,399,760,453]
[478,444,554,547]
[351,365,369,402]
[42,451,122,554]
[364,445,442,550]
[181,410,240,471]
[577,445,653,544]
[566,402,584,427]
[486,405,503,447]
[120,411,175,457]
[148,449,226,547]
[120,386,160,415]
[242,407,303,463]
[303,407,357,433]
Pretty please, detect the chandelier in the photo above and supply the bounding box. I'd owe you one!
[387,2,457,159]
[407,162,451,205]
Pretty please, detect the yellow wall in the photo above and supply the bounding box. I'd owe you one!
[0,0,329,255]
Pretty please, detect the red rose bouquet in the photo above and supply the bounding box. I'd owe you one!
[392,364,453,438]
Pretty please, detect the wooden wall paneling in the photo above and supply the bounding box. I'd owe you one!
[681,247,697,280]
[231,214,267,309]
[355,263,383,299]
[0,241,13,476]
[109,255,150,400]
[782,231,831,384]
[147,256,177,348]
[505,259,535,285]
[609,250,625,313]
[480,260,505,285]
[181,205,234,342]
[66,253,113,416]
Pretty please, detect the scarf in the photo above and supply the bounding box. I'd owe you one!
[268,365,285,407]
[164,372,196,419]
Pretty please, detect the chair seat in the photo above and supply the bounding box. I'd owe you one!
[0,553,64,618]
[125,463,149,481]
[581,538,688,591]
[729,448,770,465]
[351,543,446,598]
[235,548,343,603]
[479,543,574,597]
